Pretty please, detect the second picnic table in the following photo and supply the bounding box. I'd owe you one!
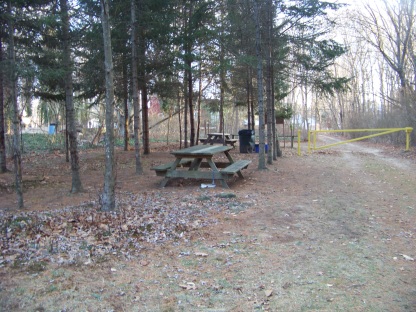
[199,132,238,147]
[151,145,251,188]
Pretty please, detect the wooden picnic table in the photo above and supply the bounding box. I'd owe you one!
[151,145,251,188]
[199,132,238,147]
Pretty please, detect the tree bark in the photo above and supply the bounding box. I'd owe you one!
[271,58,281,158]
[137,0,150,154]
[122,54,129,151]
[187,55,195,146]
[131,0,143,174]
[246,71,251,130]
[0,37,6,173]
[141,83,149,153]
[183,1,189,148]
[265,0,273,165]
[250,68,255,131]
[100,0,116,211]
[196,45,202,144]
[219,34,225,135]
[8,0,23,208]
[178,89,183,148]
[61,0,83,193]
[254,0,266,170]
[186,18,194,145]
[184,68,188,147]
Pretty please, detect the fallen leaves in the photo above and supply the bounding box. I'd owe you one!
[0,191,242,267]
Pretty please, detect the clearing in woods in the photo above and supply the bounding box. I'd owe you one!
[0,136,415,311]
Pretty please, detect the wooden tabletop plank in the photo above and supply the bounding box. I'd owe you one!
[171,145,232,156]
[208,132,230,136]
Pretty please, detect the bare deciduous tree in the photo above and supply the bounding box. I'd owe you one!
[354,0,415,90]
[348,0,416,138]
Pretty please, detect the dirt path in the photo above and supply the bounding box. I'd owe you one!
[1,139,415,311]
[217,137,416,311]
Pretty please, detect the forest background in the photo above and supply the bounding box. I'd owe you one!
[0,0,415,210]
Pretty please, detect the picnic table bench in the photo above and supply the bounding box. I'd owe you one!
[151,158,193,176]
[151,145,251,188]
[220,159,251,179]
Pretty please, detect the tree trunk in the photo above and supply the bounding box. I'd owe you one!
[0,37,7,173]
[186,1,195,146]
[100,0,116,211]
[196,46,202,144]
[138,0,150,155]
[131,0,143,174]
[187,56,195,146]
[266,56,273,165]
[8,0,23,208]
[254,0,266,170]
[65,111,69,162]
[61,0,83,193]
[122,54,129,151]
[220,35,225,135]
[183,2,189,148]
[271,58,281,158]
[178,89,183,149]
[141,83,149,153]
[186,31,194,145]
[184,69,188,147]
[250,68,255,131]
[220,74,224,134]
[246,71,251,130]
[265,0,273,165]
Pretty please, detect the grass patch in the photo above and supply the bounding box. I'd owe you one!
[215,193,236,199]
[17,133,105,154]
[27,261,48,273]
[21,133,65,153]
[197,195,211,201]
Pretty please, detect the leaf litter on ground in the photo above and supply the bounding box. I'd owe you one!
[0,190,246,268]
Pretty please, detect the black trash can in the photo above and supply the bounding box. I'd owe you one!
[238,129,255,153]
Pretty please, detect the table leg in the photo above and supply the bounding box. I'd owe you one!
[206,158,229,188]
[223,150,244,181]
[204,135,212,145]
[160,158,181,187]
[224,151,234,163]
[189,158,202,170]
[226,153,245,179]
[220,179,229,188]
[160,177,169,187]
